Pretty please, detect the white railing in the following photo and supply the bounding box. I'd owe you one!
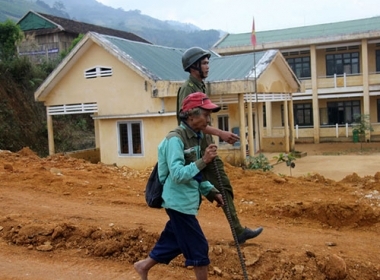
[47,103,98,115]
[295,123,352,139]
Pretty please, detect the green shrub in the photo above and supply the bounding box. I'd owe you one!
[246,153,273,171]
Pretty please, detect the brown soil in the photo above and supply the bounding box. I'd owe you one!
[1,142,380,280]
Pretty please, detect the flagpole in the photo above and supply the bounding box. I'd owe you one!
[251,16,261,153]
[254,47,261,153]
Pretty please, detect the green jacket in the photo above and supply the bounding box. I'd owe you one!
[158,124,219,215]
[177,75,207,124]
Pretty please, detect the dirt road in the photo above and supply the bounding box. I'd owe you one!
[1,143,379,279]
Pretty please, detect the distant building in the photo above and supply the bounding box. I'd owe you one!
[16,10,150,63]
[212,16,380,144]
[34,32,299,167]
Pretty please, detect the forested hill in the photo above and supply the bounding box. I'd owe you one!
[0,0,223,49]
[0,62,48,155]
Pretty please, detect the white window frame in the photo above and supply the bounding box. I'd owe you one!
[217,114,229,143]
[117,121,144,156]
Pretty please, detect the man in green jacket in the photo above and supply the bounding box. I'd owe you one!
[134,92,224,280]
[177,47,263,244]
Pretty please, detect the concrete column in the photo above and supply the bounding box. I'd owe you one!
[247,97,254,156]
[46,109,55,155]
[283,99,290,153]
[361,39,370,140]
[310,45,320,143]
[257,102,263,152]
[94,116,100,148]
[238,93,246,161]
[289,96,295,151]
[265,101,272,136]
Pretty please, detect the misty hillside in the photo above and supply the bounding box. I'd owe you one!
[0,0,223,48]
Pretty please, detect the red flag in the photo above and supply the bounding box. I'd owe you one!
[251,17,257,47]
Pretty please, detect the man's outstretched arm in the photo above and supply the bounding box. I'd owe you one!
[203,125,240,144]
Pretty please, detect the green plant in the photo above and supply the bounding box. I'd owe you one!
[273,153,296,176]
[59,33,84,59]
[352,113,374,151]
[246,153,273,171]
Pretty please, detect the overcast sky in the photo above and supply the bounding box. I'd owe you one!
[95,0,380,33]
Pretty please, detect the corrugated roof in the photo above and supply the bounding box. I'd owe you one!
[102,34,186,80]
[207,52,266,81]
[35,32,297,101]
[214,16,380,48]
[97,33,272,82]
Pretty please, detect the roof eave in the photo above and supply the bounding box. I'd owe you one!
[208,79,256,94]
[272,52,301,91]
[212,32,229,49]
[16,10,32,25]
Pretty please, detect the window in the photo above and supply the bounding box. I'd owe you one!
[286,56,311,78]
[294,103,313,126]
[217,115,229,142]
[376,50,380,73]
[326,52,359,76]
[327,100,360,124]
[85,66,112,79]
[118,121,143,155]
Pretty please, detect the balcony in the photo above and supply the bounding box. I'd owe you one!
[294,123,380,143]
[300,72,380,92]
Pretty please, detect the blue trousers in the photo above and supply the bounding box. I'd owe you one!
[149,208,210,267]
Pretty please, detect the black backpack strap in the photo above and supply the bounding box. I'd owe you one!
[167,126,186,142]
[176,87,181,125]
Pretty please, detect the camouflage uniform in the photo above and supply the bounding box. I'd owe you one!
[177,75,245,236]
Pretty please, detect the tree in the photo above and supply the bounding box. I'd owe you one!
[352,113,373,151]
[0,19,23,62]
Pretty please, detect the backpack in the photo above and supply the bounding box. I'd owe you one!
[145,127,185,208]
[145,163,164,208]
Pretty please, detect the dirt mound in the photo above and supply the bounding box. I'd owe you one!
[1,148,380,279]
[16,146,40,158]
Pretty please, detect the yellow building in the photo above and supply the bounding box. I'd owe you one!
[212,16,380,144]
[34,32,299,168]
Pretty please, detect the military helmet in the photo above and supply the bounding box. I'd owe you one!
[182,47,211,71]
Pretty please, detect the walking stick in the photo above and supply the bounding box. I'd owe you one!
[212,159,249,280]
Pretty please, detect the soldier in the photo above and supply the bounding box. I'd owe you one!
[177,47,263,244]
